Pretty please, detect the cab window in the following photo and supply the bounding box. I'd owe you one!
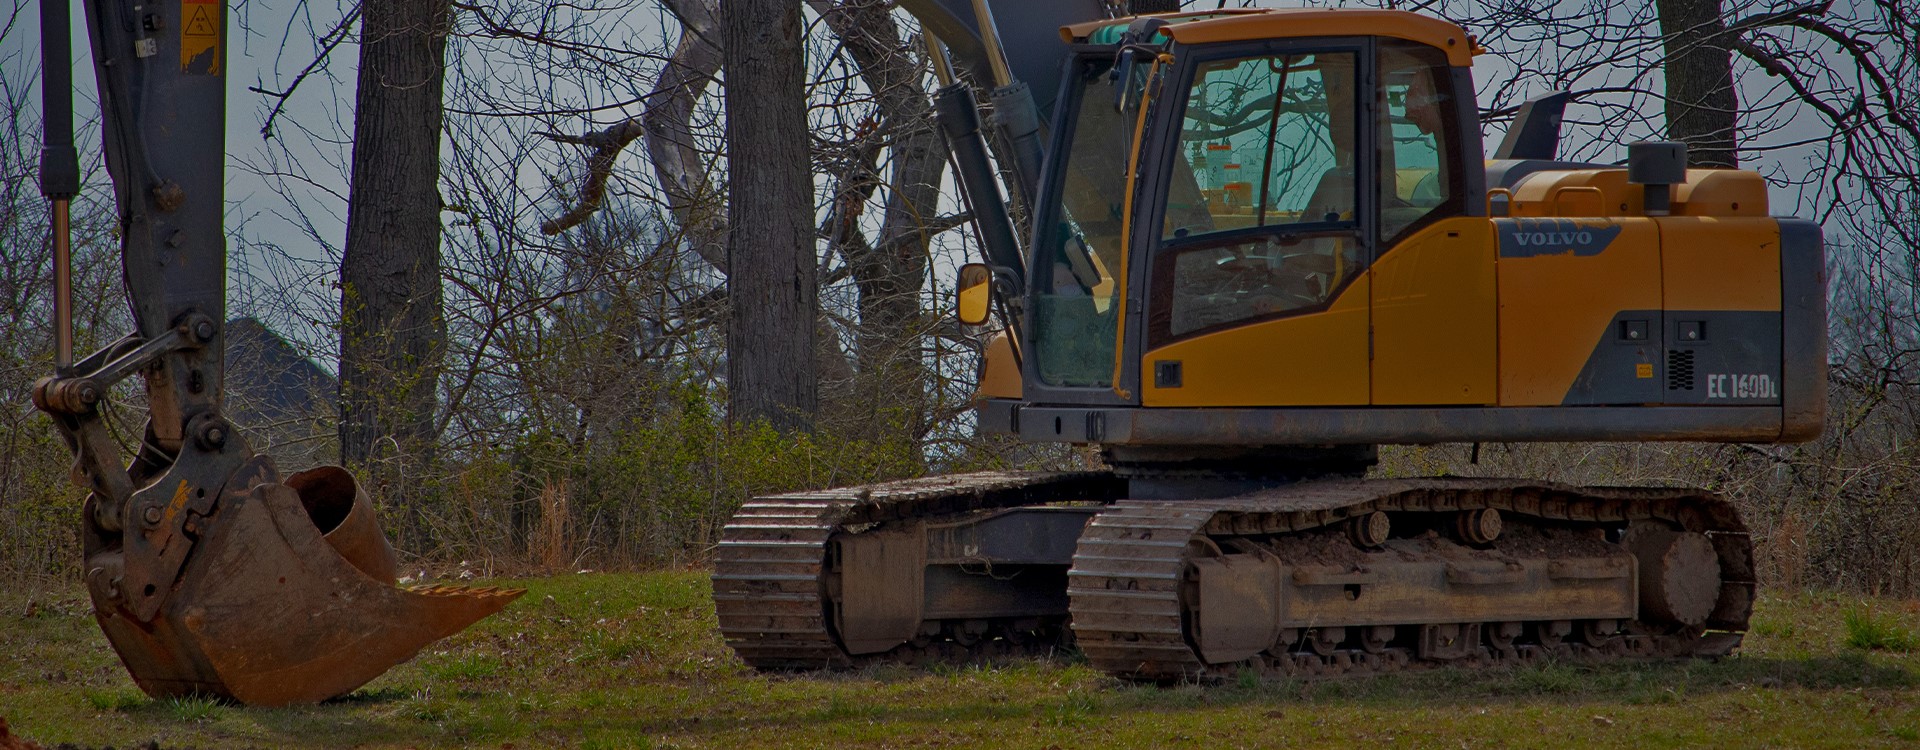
[1161,51,1357,238]
[1378,41,1464,245]
[1150,49,1362,343]
[1032,57,1133,387]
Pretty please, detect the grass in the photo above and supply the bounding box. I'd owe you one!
[161,695,225,723]
[3,571,1919,748]
[1847,608,1920,653]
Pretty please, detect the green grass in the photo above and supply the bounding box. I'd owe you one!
[80,686,146,712]
[161,695,225,723]
[4,571,1919,748]
[1847,608,1920,652]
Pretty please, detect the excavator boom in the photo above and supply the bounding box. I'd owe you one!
[35,0,519,705]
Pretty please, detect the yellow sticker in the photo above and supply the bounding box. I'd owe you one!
[181,0,220,74]
[1636,363,1654,379]
[164,480,190,524]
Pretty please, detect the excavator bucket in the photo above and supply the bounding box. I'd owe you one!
[87,464,522,706]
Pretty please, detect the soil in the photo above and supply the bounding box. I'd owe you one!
[0,719,43,750]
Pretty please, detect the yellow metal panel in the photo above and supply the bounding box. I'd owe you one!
[1373,218,1497,405]
[1659,217,1781,311]
[1506,167,1769,220]
[1497,220,1662,405]
[1142,275,1371,406]
[1510,170,1638,218]
[1671,170,1768,217]
[974,332,1023,401]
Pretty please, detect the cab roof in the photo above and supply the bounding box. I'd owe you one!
[1060,8,1476,67]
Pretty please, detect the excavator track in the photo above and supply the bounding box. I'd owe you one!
[717,473,1753,680]
[1069,478,1753,681]
[713,470,1125,669]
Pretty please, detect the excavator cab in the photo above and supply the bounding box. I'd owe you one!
[35,0,518,705]
[1024,11,1481,405]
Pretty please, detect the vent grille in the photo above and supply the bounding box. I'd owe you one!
[1667,349,1695,391]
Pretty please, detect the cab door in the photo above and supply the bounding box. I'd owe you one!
[1138,42,1374,407]
[1368,41,1496,406]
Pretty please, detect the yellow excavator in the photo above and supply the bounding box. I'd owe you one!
[713,4,1826,679]
[33,0,518,705]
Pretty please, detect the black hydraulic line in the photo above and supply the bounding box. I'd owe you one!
[988,81,1046,210]
[934,82,1026,286]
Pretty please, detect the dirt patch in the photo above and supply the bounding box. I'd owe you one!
[1491,521,1616,559]
[1273,527,1368,567]
[0,718,44,750]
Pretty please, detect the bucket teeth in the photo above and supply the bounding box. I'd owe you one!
[405,584,520,599]
[89,472,522,706]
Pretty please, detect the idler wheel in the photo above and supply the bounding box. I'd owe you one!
[1628,527,1722,627]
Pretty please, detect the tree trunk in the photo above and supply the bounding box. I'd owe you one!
[339,0,452,466]
[723,0,816,432]
[1656,0,1739,167]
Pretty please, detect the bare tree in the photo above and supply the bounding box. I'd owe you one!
[808,0,951,445]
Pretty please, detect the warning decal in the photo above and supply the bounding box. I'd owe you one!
[181,0,219,75]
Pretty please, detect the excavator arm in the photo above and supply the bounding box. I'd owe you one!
[34,0,518,705]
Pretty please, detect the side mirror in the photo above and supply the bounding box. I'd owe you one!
[956,263,993,326]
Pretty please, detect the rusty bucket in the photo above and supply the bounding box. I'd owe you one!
[87,461,522,706]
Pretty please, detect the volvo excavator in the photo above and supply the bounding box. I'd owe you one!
[32,0,518,705]
[714,2,1827,680]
